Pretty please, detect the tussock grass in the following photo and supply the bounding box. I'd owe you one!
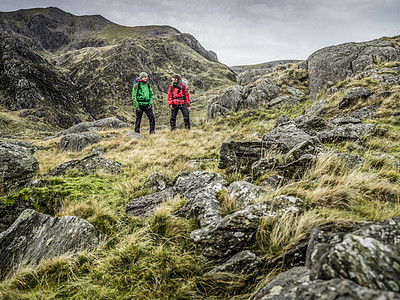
[2,61,400,298]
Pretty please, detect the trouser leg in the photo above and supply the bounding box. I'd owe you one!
[144,106,155,134]
[170,105,179,130]
[180,105,191,129]
[135,109,144,133]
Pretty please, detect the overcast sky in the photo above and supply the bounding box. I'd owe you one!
[1,0,399,66]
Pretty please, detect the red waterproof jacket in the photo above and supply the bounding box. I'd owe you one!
[168,83,191,107]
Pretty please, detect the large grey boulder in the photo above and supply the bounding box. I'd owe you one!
[47,154,122,176]
[338,87,372,109]
[0,209,102,280]
[126,188,175,217]
[317,123,376,143]
[262,123,319,153]
[245,78,280,108]
[174,187,222,228]
[304,39,400,99]
[173,171,227,200]
[308,217,400,293]
[60,132,102,152]
[0,142,39,194]
[0,198,35,233]
[206,86,244,120]
[57,117,129,136]
[191,196,306,261]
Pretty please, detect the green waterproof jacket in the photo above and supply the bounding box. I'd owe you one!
[132,81,154,109]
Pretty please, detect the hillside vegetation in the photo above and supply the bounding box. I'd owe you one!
[1,57,399,298]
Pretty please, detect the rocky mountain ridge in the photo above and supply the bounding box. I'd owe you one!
[0,7,235,131]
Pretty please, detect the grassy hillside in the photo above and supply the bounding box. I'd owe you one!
[1,59,399,298]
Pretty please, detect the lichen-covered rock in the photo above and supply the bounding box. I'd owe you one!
[190,196,306,260]
[266,95,299,108]
[0,142,39,194]
[246,78,280,108]
[206,85,244,120]
[143,172,173,192]
[174,187,222,228]
[309,217,400,292]
[304,39,400,99]
[292,115,331,136]
[173,171,227,200]
[226,181,266,208]
[126,188,175,217]
[317,123,376,143]
[47,154,122,176]
[252,267,310,300]
[60,132,101,152]
[304,99,327,116]
[0,198,35,233]
[0,209,102,280]
[125,131,144,140]
[262,123,318,153]
[206,250,265,276]
[338,87,372,109]
[350,105,378,120]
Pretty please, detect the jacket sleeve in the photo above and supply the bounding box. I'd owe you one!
[183,84,190,107]
[132,83,139,109]
[167,85,173,106]
[148,84,154,105]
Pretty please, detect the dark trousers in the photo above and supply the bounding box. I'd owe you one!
[170,104,190,130]
[135,105,155,134]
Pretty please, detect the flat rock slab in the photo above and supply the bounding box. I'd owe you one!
[0,209,102,280]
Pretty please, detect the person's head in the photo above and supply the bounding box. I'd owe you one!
[139,72,148,81]
[171,74,181,84]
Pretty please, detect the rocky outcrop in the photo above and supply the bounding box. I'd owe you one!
[0,209,102,280]
[338,87,372,109]
[143,172,173,193]
[59,132,102,152]
[190,196,306,261]
[303,38,400,99]
[206,79,281,120]
[127,171,227,219]
[254,217,400,299]
[0,142,39,194]
[47,154,122,176]
[226,181,266,208]
[57,117,129,136]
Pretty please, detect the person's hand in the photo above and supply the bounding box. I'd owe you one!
[169,105,173,110]
[188,106,191,112]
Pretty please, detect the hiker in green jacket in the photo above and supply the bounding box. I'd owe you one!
[132,72,155,134]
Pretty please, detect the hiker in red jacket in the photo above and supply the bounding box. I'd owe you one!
[168,74,191,130]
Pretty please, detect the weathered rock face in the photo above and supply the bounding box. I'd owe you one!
[206,86,244,120]
[308,217,400,292]
[0,198,35,233]
[219,141,265,173]
[143,172,173,193]
[338,87,372,109]
[0,142,39,194]
[226,181,266,208]
[190,196,306,261]
[303,38,400,99]
[0,209,102,280]
[59,132,102,152]
[47,154,122,176]
[57,117,129,136]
